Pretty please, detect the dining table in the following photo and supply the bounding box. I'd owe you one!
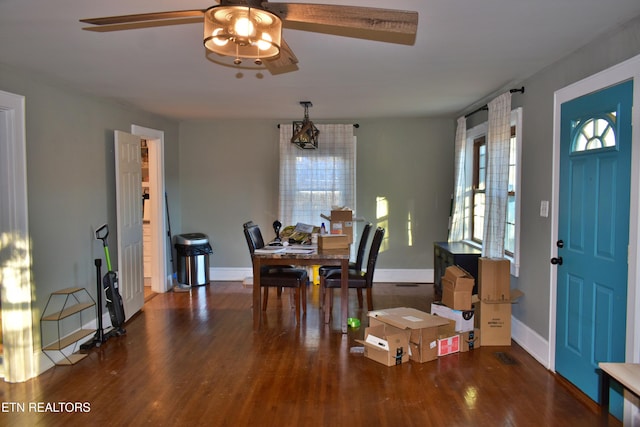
[252,246,351,333]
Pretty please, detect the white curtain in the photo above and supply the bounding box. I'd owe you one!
[279,124,355,227]
[448,116,467,242]
[482,92,512,258]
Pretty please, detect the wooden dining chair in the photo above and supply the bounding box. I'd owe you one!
[243,221,308,322]
[322,227,385,323]
[318,222,372,307]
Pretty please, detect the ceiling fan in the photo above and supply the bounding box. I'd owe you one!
[80,0,419,75]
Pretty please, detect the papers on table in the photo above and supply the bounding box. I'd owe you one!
[254,247,285,254]
[254,245,315,255]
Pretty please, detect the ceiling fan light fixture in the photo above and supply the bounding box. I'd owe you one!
[204,6,281,62]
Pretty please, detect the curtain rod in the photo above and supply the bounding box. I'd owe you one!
[464,87,525,119]
[277,123,360,128]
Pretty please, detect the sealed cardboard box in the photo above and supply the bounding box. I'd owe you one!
[476,290,524,346]
[430,302,475,332]
[356,323,410,366]
[460,328,481,352]
[368,307,455,363]
[437,333,460,356]
[318,234,350,255]
[479,258,511,301]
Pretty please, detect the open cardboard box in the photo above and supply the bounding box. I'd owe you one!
[320,209,354,243]
[478,257,511,302]
[476,289,524,346]
[356,323,410,366]
[368,307,455,363]
[441,265,475,310]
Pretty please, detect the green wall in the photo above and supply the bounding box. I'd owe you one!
[177,117,454,270]
[0,63,180,331]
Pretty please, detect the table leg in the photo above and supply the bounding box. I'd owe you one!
[340,258,348,334]
[252,257,262,331]
[600,369,610,412]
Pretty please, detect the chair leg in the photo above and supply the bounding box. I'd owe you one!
[262,287,269,311]
[323,288,333,323]
[357,289,364,308]
[366,288,373,311]
[319,275,325,309]
[294,287,300,322]
[277,287,283,298]
[301,280,307,314]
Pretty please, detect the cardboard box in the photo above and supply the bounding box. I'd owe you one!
[356,323,410,366]
[476,290,524,346]
[478,258,511,302]
[459,328,481,352]
[441,266,475,310]
[368,307,455,363]
[318,234,350,255]
[330,209,354,243]
[437,333,460,356]
[430,302,475,332]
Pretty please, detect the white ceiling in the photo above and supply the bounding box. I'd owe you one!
[1,0,639,120]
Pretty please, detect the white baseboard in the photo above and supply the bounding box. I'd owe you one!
[211,267,434,283]
[511,314,550,369]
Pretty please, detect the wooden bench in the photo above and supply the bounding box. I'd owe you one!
[599,362,640,411]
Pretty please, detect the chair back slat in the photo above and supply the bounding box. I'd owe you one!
[354,223,372,271]
[243,222,266,254]
[365,227,385,288]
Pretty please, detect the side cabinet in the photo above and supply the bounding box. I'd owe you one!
[41,287,96,365]
[433,242,482,294]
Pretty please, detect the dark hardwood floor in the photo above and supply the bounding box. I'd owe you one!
[0,281,619,426]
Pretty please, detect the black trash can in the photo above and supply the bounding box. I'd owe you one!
[175,233,213,286]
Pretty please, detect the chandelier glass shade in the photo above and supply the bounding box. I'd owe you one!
[203,6,282,64]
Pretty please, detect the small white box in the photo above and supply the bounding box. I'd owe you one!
[430,302,475,332]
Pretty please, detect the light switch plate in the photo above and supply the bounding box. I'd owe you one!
[540,200,549,218]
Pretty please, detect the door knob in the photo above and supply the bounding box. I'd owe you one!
[557,240,564,248]
[551,257,563,265]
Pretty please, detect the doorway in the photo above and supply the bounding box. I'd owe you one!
[555,80,632,418]
[0,90,36,382]
[550,54,640,423]
[130,125,169,294]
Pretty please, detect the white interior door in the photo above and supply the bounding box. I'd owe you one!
[115,130,144,321]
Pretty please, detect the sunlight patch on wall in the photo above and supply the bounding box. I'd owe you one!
[0,231,37,382]
[376,196,389,252]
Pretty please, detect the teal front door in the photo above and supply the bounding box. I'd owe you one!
[556,80,633,420]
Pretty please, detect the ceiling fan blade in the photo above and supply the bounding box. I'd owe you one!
[263,3,418,45]
[82,17,203,33]
[80,10,205,26]
[264,38,299,75]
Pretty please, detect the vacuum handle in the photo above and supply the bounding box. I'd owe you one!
[95,224,112,271]
[95,224,109,242]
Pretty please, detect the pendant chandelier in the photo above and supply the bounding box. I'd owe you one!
[291,101,319,150]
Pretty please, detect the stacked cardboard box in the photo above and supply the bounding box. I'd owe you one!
[477,258,523,346]
[441,265,475,310]
[321,209,354,243]
[429,265,480,352]
[317,234,350,255]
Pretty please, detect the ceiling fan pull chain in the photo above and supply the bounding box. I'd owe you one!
[234,44,242,65]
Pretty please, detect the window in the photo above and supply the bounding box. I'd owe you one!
[465,108,522,275]
[572,112,617,152]
[279,124,356,228]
